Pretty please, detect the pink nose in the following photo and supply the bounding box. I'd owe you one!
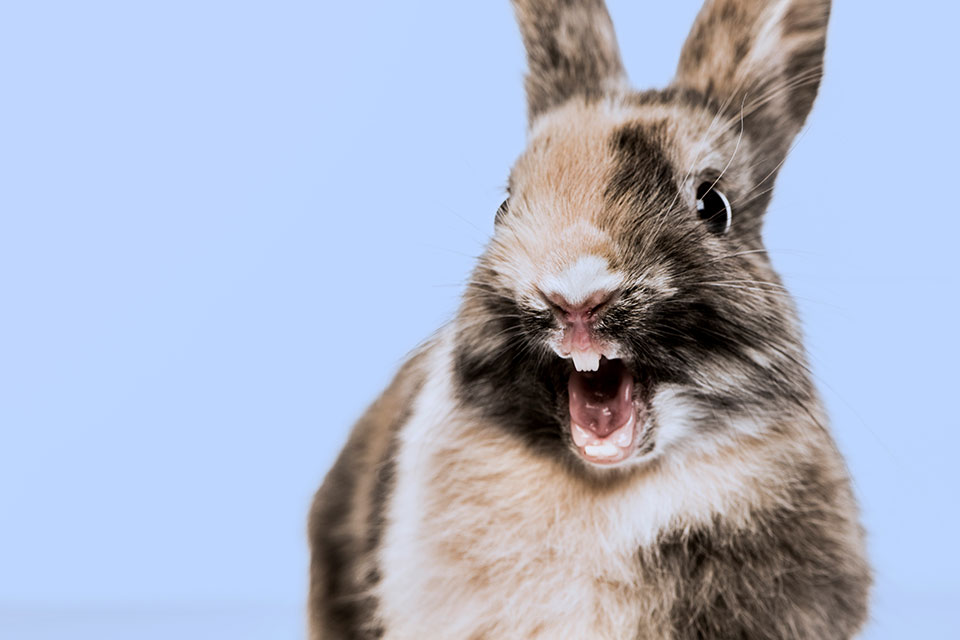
[545,289,617,320]
[543,289,618,352]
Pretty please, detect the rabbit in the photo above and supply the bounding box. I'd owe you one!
[308,0,871,638]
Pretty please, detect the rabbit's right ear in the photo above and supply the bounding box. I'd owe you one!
[673,0,831,166]
[511,0,627,126]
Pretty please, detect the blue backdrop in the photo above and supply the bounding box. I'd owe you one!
[1,1,957,638]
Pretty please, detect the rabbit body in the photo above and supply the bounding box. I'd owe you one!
[309,1,871,638]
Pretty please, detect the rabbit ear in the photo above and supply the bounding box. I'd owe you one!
[673,0,830,162]
[512,0,627,124]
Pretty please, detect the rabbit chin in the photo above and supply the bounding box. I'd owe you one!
[566,356,647,467]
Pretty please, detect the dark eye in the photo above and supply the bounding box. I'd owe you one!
[695,182,731,234]
[495,198,509,224]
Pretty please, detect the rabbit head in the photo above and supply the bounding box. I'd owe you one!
[453,0,830,470]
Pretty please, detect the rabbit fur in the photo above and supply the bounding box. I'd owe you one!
[308,1,871,638]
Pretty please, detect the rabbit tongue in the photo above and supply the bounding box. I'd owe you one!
[567,358,634,439]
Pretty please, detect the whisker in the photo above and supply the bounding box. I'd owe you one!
[701,249,771,265]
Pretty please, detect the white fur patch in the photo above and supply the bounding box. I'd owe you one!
[539,255,623,306]
[375,329,772,639]
[646,384,697,456]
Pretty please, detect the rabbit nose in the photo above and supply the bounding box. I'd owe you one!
[543,289,618,351]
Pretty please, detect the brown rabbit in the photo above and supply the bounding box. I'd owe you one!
[309,1,871,638]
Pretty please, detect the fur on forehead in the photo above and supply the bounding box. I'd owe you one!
[491,96,750,301]
[516,96,749,208]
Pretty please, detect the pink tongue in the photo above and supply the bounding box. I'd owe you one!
[567,359,634,438]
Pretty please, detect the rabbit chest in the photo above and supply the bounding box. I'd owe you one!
[374,342,761,640]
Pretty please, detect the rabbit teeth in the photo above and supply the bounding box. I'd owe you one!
[571,350,601,372]
[570,409,639,466]
[614,426,633,447]
[584,443,620,458]
[571,423,592,447]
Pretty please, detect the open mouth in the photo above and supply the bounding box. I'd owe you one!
[567,357,643,465]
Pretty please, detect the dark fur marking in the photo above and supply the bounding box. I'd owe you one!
[453,280,569,456]
[649,471,870,639]
[310,450,379,638]
[308,364,425,639]
[606,123,677,208]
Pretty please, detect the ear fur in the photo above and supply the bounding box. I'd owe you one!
[673,0,831,163]
[511,0,626,125]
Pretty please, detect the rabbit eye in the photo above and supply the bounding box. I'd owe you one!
[495,198,510,224]
[696,182,731,235]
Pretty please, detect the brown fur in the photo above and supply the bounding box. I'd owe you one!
[308,351,427,639]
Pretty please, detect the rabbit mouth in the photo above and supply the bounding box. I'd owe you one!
[567,357,645,465]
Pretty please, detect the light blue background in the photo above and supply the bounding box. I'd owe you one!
[1,1,957,638]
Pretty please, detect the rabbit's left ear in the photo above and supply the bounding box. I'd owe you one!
[673,0,831,165]
[512,0,627,126]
